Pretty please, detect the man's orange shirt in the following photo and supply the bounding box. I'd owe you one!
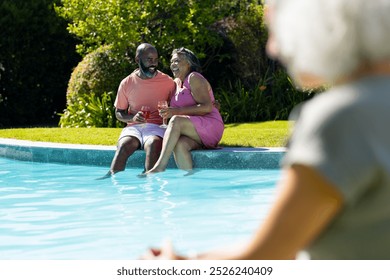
[115,70,176,125]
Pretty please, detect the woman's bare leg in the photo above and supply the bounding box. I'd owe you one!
[147,116,201,173]
[173,136,201,170]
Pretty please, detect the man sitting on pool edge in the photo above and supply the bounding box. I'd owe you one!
[99,43,176,179]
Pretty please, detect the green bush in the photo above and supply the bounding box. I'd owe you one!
[216,68,316,123]
[59,91,121,128]
[265,69,316,120]
[66,45,131,106]
[215,3,269,88]
[60,45,131,127]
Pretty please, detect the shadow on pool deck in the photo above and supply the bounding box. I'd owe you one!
[0,138,286,170]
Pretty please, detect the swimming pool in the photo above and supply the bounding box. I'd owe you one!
[0,156,280,260]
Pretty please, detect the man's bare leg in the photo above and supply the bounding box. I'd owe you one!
[143,136,163,173]
[97,136,140,179]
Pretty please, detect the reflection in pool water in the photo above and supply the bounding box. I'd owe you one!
[0,157,280,259]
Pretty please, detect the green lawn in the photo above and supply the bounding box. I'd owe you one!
[0,121,291,147]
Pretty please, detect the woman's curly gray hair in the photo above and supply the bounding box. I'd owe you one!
[172,47,202,73]
[267,0,390,84]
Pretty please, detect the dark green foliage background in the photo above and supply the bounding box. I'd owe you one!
[0,0,80,127]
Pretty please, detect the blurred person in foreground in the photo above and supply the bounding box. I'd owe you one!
[144,47,224,174]
[141,0,390,259]
[101,43,175,178]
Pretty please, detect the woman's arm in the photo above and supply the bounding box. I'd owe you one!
[200,164,344,260]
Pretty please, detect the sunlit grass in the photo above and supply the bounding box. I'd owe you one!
[0,121,291,147]
[221,121,290,147]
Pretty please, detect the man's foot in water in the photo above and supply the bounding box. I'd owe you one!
[95,170,114,180]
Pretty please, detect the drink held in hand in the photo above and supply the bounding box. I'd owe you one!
[157,101,168,128]
[141,106,151,121]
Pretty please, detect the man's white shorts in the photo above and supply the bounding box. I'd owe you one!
[118,123,166,148]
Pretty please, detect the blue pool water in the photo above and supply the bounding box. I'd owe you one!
[0,157,280,260]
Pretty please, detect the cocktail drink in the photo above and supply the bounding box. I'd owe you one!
[157,101,168,128]
[140,106,151,122]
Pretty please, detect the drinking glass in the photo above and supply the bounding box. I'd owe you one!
[157,101,168,128]
[140,106,150,125]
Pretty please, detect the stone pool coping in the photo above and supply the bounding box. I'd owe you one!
[0,138,286,170]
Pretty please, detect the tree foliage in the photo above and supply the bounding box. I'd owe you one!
[55,0,263,73]
[56,0,310,127]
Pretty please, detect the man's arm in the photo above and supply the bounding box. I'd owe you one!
[115,108,146,124]
[115,108,134,123]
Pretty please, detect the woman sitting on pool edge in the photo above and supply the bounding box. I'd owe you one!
[145,47,224,174]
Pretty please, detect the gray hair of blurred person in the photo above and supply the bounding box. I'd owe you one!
[266,0,390,85]
[172,47,202,73]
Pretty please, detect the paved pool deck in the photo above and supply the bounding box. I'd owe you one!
[0,138,286,170]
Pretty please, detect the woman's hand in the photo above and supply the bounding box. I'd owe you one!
[159,107,175,119]
[139,240,186,260]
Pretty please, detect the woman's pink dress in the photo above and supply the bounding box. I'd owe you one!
[170,72,224,148]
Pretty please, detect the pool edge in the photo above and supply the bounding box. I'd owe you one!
[0,138,286,169]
